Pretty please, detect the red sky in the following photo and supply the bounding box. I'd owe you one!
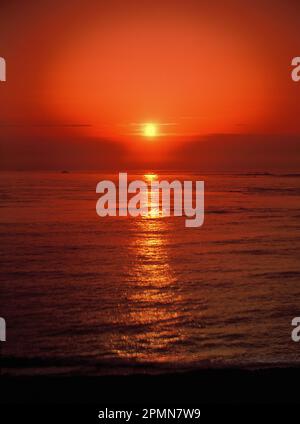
[0,0,300,171]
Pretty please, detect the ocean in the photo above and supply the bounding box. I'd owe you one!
[0,171,300,375]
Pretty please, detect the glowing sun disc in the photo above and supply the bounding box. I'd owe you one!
[143,123,157,137]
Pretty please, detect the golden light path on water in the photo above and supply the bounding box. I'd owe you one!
[143,173,160,219]
[114,174,186,363]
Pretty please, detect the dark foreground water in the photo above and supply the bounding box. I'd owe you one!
[0,172,300,375]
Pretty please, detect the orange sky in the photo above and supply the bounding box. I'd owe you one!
[0,0,300,170]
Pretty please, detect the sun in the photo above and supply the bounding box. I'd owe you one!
[143,123,157,138]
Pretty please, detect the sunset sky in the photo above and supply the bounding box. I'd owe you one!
[0,0,300,171]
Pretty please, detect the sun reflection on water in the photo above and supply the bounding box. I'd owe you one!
[142,173,165,219]
[144,173,158,182]
[112,177,187,362]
